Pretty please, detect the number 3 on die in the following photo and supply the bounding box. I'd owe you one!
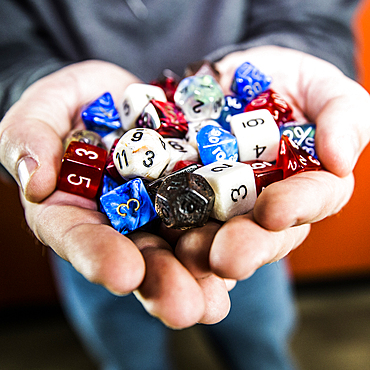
[194,160,257,222]
[57,141,107,198]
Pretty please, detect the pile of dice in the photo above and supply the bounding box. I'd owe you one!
[56,60,321,234]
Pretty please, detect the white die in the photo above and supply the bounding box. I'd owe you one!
[194,160,257,221]
[230,109,280,162]
[117,84,167,132]
[163,138,199,174]
[185,120,221,150]
[113,128,170,180]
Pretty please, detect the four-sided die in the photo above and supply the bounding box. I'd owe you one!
[81,92,121,137]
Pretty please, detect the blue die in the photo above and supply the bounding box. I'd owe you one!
[100,178,157,235]
[81,92,121,137]
[231,62,272,103]
[216,95,246,132]
[99,174,121,212]
[100,173,122,196]
[197,125,238,165]
[280,122,317,159]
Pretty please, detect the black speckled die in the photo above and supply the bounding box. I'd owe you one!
[155,172,214,230]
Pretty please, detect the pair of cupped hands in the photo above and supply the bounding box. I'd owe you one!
[0,46,369,329]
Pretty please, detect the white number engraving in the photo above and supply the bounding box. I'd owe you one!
[67,174,91,188]
[75,148,99,160]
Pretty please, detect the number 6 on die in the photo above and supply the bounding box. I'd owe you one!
[230,109,280,162]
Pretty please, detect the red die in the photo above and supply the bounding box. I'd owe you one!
[172,160,202,173]
[150,70,180,103]
[105,138,125,182]
[57,141,107,198]
[243,160,284,195]
[137,100,188,138]
[277,135,322,179]
[244,89,294,127]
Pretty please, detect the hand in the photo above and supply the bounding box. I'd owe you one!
[174,46,370,283]
[0,60,231,328]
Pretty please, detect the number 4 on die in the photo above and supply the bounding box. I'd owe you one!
[230,109,280,163]
[277,135,322,178]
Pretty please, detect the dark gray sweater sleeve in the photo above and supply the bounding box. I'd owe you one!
[0,0,70,117]
[0,0,361,119]
[206,0,360,79]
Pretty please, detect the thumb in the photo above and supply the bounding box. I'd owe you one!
[0,60,141,202]
[298,55,370,178]
[0,100,65,203]
[0,116,63,202]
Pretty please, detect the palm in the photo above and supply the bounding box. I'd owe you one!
[0,60,230,328]
[1,48,369,328]
[195,46,369,280]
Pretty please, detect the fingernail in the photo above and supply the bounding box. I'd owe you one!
[17,156,38,193]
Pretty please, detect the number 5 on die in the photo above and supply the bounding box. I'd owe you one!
[57,141,107,198]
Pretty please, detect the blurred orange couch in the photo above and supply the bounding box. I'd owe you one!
[288,0,370,281]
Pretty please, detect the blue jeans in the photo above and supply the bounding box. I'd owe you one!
[50,252,296,370]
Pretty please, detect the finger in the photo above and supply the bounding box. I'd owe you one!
[210,212,311,280]
[298,54,370,177]
[175,222,221,277]
[253,170,354,231]
[216,46,370,177]
[157,223,187,248]
[22,190,146,295]
[0,110,65,202]
[196,275,231,324]
[175,222,233,324]
[0,60,140,202]
[224,278,237,291]
[215,45,303,97]
[130,232,205,329]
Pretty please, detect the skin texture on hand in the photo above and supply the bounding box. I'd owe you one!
[165,46,369,302]
[1,46,369,328]
[196,45,370,280]
[0,60,232,328]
